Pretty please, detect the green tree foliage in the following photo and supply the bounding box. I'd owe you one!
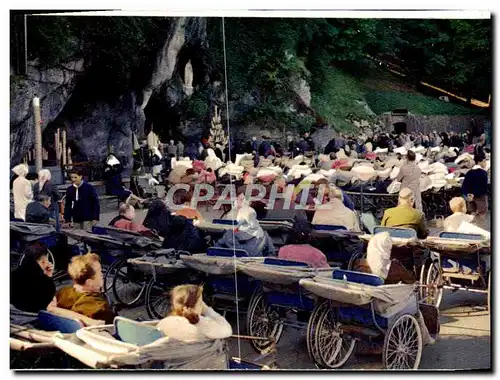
[18,16,491,122]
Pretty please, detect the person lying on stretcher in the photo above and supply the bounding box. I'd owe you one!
[51,253,115,325]
[351,232,437,355]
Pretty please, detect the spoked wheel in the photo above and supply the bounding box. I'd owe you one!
[111,259,147,307]
[383,314,423,370]
[103,259,123,294]
[306,300,329,367]
[348,252,365,271]
[247,292,284,353]
[423,261,443,308]
[314,307,356,369]
[145,277,172,319]
[487,273,491,314]
[418,260,429,300]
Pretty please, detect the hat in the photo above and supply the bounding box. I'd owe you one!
[374,147,388,154]
[454,153,474,165]
[365,152,377,160]
[430,146,441,153]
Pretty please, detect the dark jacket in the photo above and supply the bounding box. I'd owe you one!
[11,254,56,313]
[161,215,206,254]
[462,168,488,198]
[33,181,60,213]
[64,182,100,223]
[25,201,52,224]
[215,230,276,257]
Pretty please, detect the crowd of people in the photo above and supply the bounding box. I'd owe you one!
[10,123,490,360]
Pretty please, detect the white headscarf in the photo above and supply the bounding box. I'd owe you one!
[38,169,52,190]
[12,164,29,177]
[367,232,392,280]
[236,206,264,239]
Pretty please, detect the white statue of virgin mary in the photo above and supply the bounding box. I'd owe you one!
[184,60,194,96]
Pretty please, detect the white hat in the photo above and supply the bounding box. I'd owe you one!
[430,146,441,153]
[374,147,388,154]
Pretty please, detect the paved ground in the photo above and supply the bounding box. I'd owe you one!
[87,206,491,370]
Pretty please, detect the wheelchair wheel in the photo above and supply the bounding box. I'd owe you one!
[111,259,147,307]
[424,261,443,308]
[103,259,123,294]
[145,277,172,319]
[247,292,284,353]
[383,314,423,370]
[347,251,365,271]
[487,273,491,314]
[306,300,329,367]
[315,306,355,369]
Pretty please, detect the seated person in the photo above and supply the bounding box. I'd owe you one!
[157,285,232,342]
[443,197,474,232]
[171,189,204,221]
[312,185,361,231]
[381,188,429,239]
[104,161,145,205]
[278,222,330,268]
[265,177,308,223]
[352,231,414,284]
[25,194,55,225]
[11,242,56,313]
[215,205,275,257]
[109,203,155,237]
[55,253,115,324]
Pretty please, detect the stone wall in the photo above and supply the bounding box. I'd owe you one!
[379,114,490,134]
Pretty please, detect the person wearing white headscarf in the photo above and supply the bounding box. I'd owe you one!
[12,164,33,221]
[33,169,60,214]
[352,232,414,284]
[215,204,275,257]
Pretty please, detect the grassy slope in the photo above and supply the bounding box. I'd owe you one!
[310,64,482,131]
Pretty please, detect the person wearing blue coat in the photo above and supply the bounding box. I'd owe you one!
[64,168,100,230]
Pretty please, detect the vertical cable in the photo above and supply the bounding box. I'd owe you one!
[221,16,242,360]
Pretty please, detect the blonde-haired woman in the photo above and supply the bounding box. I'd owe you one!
[157,285,232,342]
[443,197,474,232]
[12,164,33,221]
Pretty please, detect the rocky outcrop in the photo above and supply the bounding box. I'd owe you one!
[10,59,84,163]
[10,17,209,167]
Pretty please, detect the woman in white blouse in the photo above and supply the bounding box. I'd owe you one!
[157,285,232,342]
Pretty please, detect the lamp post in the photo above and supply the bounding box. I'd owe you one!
[33,96,42,173]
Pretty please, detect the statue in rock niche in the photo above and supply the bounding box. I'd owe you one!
[184,60,194,96]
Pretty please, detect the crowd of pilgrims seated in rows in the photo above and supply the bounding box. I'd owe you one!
[11,179,475,340]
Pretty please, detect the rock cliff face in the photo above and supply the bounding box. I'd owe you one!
[10,59,84,163]
[10,17,208,167]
